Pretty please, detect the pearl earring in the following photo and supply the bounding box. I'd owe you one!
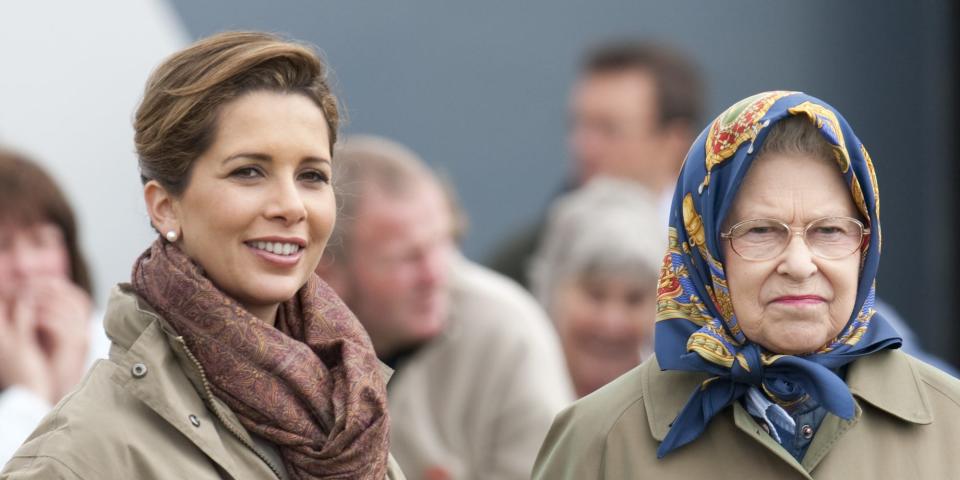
[165,230,178,242]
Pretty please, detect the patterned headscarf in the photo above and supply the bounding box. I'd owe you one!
[654,91,901,457]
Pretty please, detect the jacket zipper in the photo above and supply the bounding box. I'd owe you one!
[175,336,284,480]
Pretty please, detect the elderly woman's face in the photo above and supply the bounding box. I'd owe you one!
[722,152,861,355]
[171,91,335,321]
[554,272,655,397]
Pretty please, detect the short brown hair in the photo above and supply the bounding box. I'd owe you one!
[0,149,93,296]
[134,31,340,196]
[583,40,704,128]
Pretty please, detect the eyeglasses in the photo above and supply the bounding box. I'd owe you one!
[720,217,869,261]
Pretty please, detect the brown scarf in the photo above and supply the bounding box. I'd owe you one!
[131,239,390,479]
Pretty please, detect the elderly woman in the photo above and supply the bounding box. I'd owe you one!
[2,32,402,479]
[533,92,960,478]
[529,177,664,398]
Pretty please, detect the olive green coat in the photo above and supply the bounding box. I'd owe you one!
[534,350,960,479]
[1,285,404,480]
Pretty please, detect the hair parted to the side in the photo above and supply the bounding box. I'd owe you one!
[134,31,340,196]
[0,148,93,296]
[758,115,837,167]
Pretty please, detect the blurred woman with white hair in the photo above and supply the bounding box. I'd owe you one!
[530,176,665,397]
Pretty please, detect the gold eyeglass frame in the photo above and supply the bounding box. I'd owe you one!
[719,216,870,261]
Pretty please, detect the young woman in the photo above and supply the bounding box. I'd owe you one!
[2,32,403,479]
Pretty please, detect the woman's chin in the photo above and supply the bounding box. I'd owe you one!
[757,331,832,356]
[230,279,307,313]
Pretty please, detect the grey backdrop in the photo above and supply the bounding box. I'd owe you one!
[169,0,958,366]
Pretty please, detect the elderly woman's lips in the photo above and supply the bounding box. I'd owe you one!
[771,295,826,306]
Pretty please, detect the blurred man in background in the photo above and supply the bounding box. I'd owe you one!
[317,136,573,480]
[487,40,704,287]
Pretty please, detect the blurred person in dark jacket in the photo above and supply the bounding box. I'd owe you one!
[487,40,704,287]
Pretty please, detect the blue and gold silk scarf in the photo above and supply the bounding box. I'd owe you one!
[654,91,901,457]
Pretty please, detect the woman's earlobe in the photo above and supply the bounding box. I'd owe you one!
[143,180,179,236]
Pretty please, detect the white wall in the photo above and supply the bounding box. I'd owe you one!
[0,0,187,306]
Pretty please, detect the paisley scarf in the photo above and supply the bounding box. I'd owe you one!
[132,239,390,479]
[654,91,901,457]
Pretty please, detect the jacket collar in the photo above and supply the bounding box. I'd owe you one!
[105,284,211,395]
[103,285,269,479]
[642,356,709,441]
[643,348,931,441]
[846,348,932,424]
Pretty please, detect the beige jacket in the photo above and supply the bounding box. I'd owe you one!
[1,285,404,480]
[533,349,960,479]
[388,258,574,480]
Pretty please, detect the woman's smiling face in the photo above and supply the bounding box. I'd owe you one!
[162,91,335,323]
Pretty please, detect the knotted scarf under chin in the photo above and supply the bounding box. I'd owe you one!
[657,342,862,458]
[131,239,390,479]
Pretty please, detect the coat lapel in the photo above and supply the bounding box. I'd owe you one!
[104,286,262,480]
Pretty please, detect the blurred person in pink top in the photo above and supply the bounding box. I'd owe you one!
[0,149,106,462]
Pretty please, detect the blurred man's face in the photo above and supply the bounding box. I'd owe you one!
[569,69,669,189]
[333,180,454,357]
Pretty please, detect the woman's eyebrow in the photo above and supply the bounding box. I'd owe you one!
[222,153,331,166]
[222,152,272,165]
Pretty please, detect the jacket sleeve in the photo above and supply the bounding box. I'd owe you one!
[1,456,85,480]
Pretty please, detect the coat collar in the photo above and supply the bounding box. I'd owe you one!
[103,285,279,479]
[846,348,932,424]
[643,348,931,442]
[104,284,211,397]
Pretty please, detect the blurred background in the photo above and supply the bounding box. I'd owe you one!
[1,0,956,366]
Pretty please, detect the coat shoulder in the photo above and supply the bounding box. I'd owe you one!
[907,352,960,410]
[565,360,649,430]
[533,360,654,480]
[2,360,148,478]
